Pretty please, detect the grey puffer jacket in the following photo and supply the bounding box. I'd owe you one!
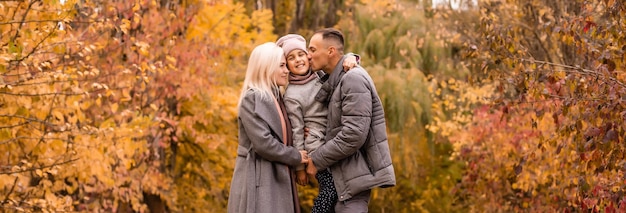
[311,56,396,202]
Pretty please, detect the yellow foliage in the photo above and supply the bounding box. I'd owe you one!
[187,1,276,59]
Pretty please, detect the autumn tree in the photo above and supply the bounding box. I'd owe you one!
[236,0,348,35]
[429,0,626,211]
[1,0,274,211]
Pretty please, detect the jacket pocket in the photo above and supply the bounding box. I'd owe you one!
[340,151,371,182]
[362,126,392,174]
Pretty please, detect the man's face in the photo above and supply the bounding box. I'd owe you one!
[308,34,329,72]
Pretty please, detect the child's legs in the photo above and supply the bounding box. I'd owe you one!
[311,169,338,213]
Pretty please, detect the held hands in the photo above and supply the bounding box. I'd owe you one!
[306,158,318,176]
[297,150,313,186]
[296,170,308,186]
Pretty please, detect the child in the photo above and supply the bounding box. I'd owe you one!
[277,34,359,213]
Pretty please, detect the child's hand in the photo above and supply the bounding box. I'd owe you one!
[342,54,359,71]
[296,170,308,186]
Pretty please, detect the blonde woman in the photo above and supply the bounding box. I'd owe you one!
[228,42,309,213]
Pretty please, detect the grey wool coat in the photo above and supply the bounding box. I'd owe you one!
[311,57,396,202]
[227,89,303,213]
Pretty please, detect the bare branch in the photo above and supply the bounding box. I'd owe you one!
[2,72,133,87]
[1,136,70,143]
[0,89,95,96]
[29,93,58,156]
[7,24,58,70]
[0,19,64,25]
[0,122,30,129]
[11,0,38,42]
[0,177,19,206]
[0,158,79,175]
[519,58,626,89]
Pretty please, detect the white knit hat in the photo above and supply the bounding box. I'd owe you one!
[276,34,308,57]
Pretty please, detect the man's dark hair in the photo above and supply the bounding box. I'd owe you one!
[315,28,344,52]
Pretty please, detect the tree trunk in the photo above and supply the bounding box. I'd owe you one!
[144,192,167,213]
[325,0,337,27]
[290,0,306,33]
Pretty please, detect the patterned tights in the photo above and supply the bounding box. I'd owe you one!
[311,169,338,213]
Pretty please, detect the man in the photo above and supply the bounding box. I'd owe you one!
[306,28,396,212]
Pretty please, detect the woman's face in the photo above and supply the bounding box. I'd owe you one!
[286,49,309,75]
[274,57,289,86]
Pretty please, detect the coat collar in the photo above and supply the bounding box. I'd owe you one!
[253,90,284,143]
[315,56,346,104]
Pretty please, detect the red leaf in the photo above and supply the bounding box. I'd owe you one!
[583,21,596,33]
[606,201,616,213]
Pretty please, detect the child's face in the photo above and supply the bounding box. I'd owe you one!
[286,49,310,75]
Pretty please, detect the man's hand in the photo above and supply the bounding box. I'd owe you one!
[296,170,308,186]
[306,159,318,176]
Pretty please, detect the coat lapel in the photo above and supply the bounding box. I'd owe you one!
[254,94,284,143]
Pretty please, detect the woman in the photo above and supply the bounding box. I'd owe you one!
[228,42,309,213]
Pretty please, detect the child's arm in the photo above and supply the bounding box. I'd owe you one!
[284,95,310,185]
[342,53,361,71]
[283,95,306,171]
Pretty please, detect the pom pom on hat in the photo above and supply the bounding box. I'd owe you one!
[276,34,308,57]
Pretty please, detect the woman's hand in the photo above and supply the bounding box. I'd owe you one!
[299,150,309,164]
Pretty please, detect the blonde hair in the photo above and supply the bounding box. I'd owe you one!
[238,42,285,107]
